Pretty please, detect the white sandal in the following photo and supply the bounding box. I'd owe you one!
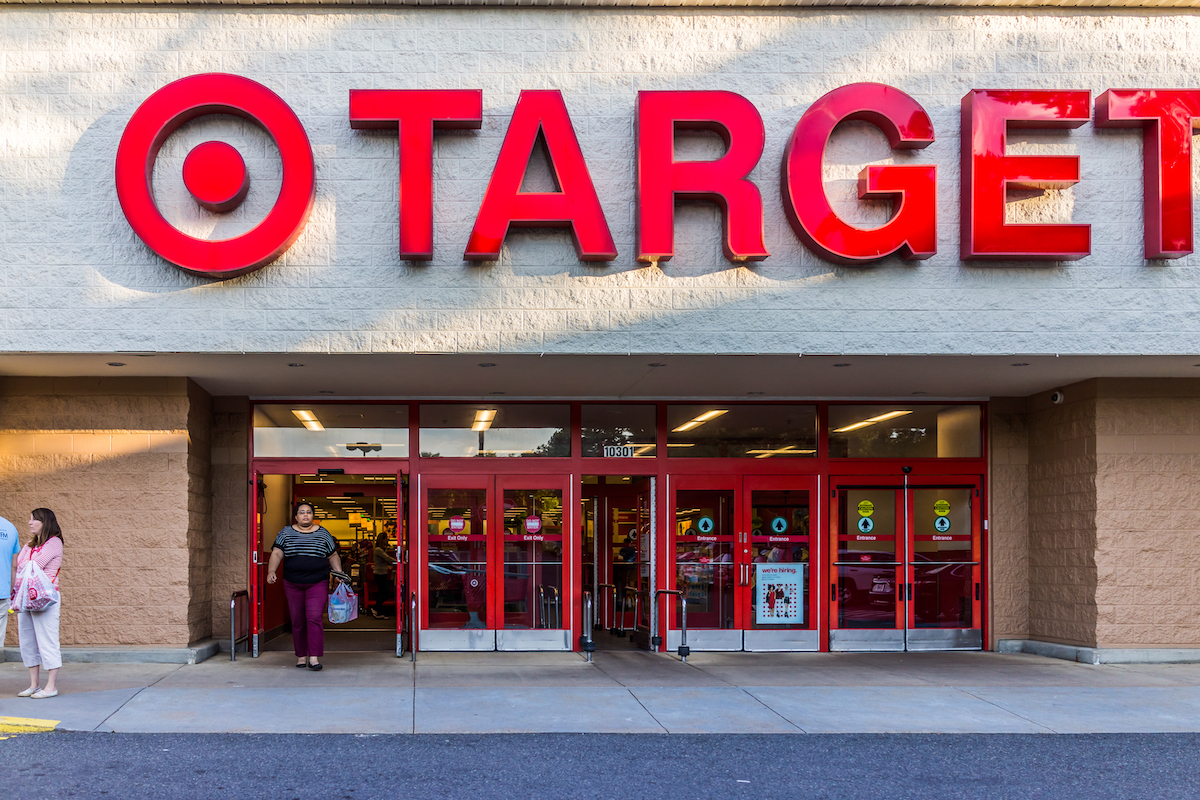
[16,687,39,697]
[30,689,57,699]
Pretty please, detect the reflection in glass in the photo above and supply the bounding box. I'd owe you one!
[912,489,973,562]
[828,405,981,458]
[667,405,816,458]
[913,564,973,628]
[675,490,735,629]
[837,565,899,628]
[838,489,897,563]
[503,489,564,629]
[253,404,409,458]
[581,405,656,457]
[419,404,569,458]
[426,487,487,629]
[750,490,810,629]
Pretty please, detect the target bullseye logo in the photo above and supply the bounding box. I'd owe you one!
[182,141,249,213]
[115,73,315,278]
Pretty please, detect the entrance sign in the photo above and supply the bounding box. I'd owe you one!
[120,76,1200,274]
[697,516,715,534]
[857,517,874,534]
[756,564,803,624]
[783,83,936,264]
[636,91,770,263]
[934,516,951,533]
[770,516,788,534]
[115,73,316,278]
[1097,89,1200,259]
[465,90,616,262]
[349,89,483,260]
[857,500,874,517]
[960,90,1091,261]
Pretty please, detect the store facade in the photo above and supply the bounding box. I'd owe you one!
[1,2,1200,661]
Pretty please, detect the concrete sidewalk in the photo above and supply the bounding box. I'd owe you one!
[2,650,1199,734]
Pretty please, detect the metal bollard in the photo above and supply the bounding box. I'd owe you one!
[580,591,596,662]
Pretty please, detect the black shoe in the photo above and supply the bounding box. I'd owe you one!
[307,662,323,671]
[295,662,307,668]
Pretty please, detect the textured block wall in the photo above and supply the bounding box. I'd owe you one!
[0,378,211,648]
[210,396,248,642]
[1093,380,1200,648]
[1027,382,1098,647]
[988,396,1029,645]
[2,9,1200,356]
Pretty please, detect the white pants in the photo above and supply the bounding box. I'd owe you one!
[18,602,61,671]
[0,599,9,662]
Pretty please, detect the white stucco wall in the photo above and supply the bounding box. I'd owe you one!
[2,8,1200,355]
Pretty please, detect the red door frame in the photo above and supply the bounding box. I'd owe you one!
[249,400,989,654]
[828,473,985,646]
[249,458,409,654]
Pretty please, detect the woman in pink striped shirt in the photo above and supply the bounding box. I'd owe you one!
[14,508,63,699]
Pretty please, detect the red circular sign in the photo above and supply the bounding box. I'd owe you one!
[524,515,542,534]
[182,140,249,213]
[115,73,315,278]
[448,516,466,533]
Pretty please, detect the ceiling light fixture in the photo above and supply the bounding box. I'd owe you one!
[288,363,305,367]
[833,363,851,368]
[673,409,729,432]
[747,445,816,459]
[1011,362,1029,367]
[833,409,913,433]
[107,362,126,367]
[291,409,325,431]
[478,363,496,368]
[472,409,497,432]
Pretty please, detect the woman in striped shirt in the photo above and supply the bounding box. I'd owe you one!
[15,508,63,699]
[267,502,345,670]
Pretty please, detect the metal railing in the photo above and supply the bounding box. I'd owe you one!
[580,590,595,662]
[537,585,562,630]
[409,591,417,663]
[656,589,690,662]
[597,583,617,634]
[230,590,249,662]
[619,587,651,639]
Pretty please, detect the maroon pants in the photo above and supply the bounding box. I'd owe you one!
[284,579,327,657]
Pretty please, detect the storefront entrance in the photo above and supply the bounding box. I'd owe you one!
[418,474,571,651]
[667,475,820,652]
[829,476,983,651]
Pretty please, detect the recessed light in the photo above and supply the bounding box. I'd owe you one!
[1011,363,1029,367]
[478,363,496,368]
[490,391,505,395]
[107,362,126,367]
[833,363,851,368]
[747,391,765,396]
[912,391,927,396]
[648,362,667,368]
[288,363,305,368]
[319,390,335,394]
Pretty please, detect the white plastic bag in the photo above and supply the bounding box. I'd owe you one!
[12,560,59,612]
[327,582,358,624]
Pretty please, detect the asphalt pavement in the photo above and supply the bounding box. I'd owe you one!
[3,732,1199,799]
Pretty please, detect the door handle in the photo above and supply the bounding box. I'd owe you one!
[831,583,837,602]
[907,583,912,601]
[975,582,980,601]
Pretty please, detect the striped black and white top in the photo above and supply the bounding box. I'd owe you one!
[272,526,337,585]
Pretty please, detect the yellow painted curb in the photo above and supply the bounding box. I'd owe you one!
[0,716,60,734]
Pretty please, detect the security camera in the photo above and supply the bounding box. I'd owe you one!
[1050,391,1065,405]
[902,466,913,474]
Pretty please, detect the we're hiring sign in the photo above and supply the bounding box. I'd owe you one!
[114,74,1198,277]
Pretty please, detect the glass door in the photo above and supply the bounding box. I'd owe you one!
[742,476,819,651]
[829,477,982,651]
[417,473,571,652]
[497,475,570,651]
[670,476,741,651]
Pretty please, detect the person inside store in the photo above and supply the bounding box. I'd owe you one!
[14,508,63,699]
[267,502,346,671]
[371,532,397,619]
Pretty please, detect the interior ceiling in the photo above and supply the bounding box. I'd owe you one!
[0,353,1197,400]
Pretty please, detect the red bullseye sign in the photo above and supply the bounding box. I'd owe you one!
[115,73,315,278]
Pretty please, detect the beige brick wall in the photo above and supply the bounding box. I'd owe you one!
[988,397,1029,646]
[210,397,249,641]
[1093,379,1200,649]
[1027,381,1099,648]
[0,377,211,648]
[186,382,212,644]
